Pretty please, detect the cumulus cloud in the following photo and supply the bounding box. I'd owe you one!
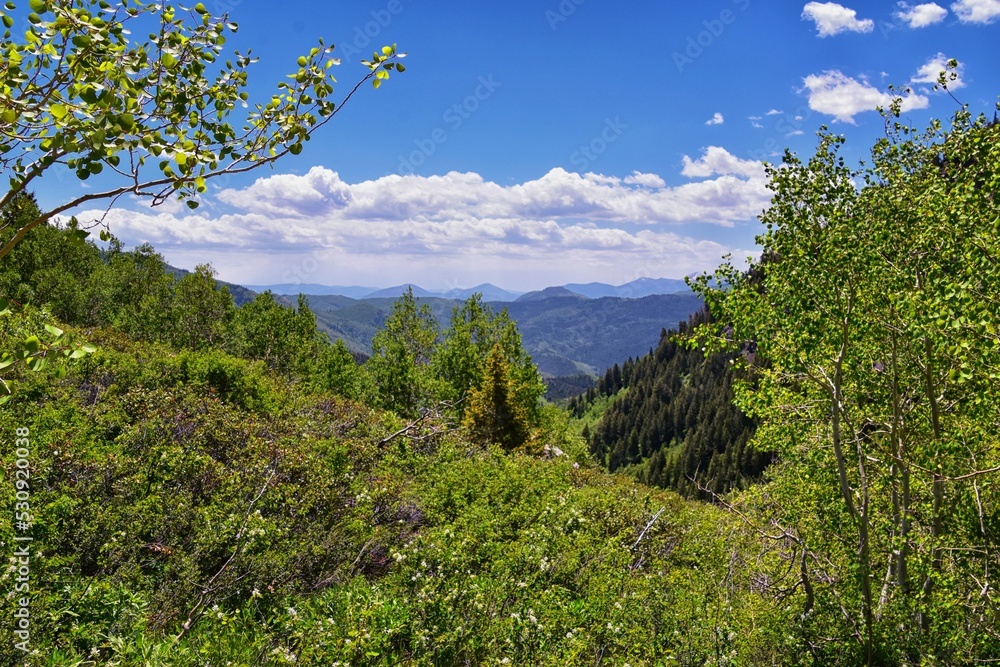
[802,70,929,123]
[624,171,667,188]
[680,147,764,179]
[212,159,768,230]
[68,154,769,288]
[705,112,725,125]
[911,53,965,89]
[766,109,783,116]
[802,2,875,36]
[896,2,949,26]
[950,0,1000,23]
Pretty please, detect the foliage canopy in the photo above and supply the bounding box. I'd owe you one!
[0,0,404,259]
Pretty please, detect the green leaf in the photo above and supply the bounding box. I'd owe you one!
[44,324,64,337]
[51,103,68,120]
[186,200,199,209]
[24,336,41,355]
[29,0,46,11]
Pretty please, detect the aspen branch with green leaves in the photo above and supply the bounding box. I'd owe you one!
[0,0,405,260]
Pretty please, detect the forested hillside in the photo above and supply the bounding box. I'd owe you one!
[571,306,769,499]
[2,301,769,665]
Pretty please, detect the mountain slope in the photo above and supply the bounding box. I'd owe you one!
[570,306,769,498]
[504,293,703,376]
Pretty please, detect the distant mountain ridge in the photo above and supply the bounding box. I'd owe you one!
[245,277,692,301]
[515,286,588,302]
[564,277,691,299]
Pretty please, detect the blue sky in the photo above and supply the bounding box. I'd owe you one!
[46,0,1000,291]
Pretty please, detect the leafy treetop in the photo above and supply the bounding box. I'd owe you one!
[0,0,405,260]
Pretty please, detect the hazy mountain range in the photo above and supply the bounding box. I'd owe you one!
[245,277,692,302]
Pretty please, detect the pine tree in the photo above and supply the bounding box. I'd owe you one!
[463,342,533,452]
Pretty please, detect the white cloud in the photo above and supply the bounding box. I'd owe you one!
[766,109,783,116]
[624,171,667,188]
[951,0,1000,23]
[680,146,765,180]
[802,2,875,36]
[802,70,929,123]
[911,53,965,89]
[705,112,725,125]
[67,154,770,288]
[896,2,949,26]
[209,160,768,230]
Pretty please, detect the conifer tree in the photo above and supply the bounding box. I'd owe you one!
[463,342,533,452]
